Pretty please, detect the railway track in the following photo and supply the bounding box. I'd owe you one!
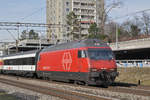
[0,75,150,100]
[108,86,150,97]
[0,77,112,100]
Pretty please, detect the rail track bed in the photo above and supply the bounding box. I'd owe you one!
[0,75,150,100]
[0,77,111,100]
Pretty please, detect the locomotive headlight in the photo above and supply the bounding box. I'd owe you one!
[110,69,115,71]
[109,68,116,71]
[90,68,98,72]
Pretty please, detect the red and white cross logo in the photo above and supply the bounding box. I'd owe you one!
[62,52,72,71]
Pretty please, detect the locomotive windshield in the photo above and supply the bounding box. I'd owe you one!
[88,48,114,60]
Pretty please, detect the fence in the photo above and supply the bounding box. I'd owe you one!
[116,60,150,68]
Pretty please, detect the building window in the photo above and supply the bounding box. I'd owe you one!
[66,8,70,12]
[66,2,69,6]
[67,27,70,31]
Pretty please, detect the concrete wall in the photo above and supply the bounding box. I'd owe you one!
[110,38,150,51]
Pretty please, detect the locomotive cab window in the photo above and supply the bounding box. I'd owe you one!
[78,50,87,58]
[88,49,114,60]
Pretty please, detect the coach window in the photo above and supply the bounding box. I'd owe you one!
[28,58,32,65]
[4,60,8,65]
[32,57,35,65]
[28,57,35,65]
[13,59,17,65]
[18,58,23,65]
[78,50,87,58]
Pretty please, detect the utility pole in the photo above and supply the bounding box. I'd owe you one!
[14,39,19,53]
[17,25,20,40]
[0,28,19,54]
[39,32,41,50]
[101,0,105,34]
[79,18,81,40]
[79,0,82,40]
[16,25,20,53]
[116,24,119,49]
[6,30,19,53]
[98,0,105,34]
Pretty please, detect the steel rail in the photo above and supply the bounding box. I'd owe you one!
[0,78,111,100]
[1,75,150,98]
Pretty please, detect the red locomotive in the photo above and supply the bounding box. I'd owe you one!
[0,60,3,66]
[0,60,3,73]
[36,39,118,85]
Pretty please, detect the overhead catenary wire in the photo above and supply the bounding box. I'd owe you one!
[112,8,150,20]
[0,6,46,43]
[21,7,45,21]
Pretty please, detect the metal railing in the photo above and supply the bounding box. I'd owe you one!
[116,60,150,68]
[110,38,150,46]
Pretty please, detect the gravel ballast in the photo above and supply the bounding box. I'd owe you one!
[0,82,65,100]
[0,75,149,100]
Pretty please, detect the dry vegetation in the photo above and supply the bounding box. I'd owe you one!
[116,67,150,86]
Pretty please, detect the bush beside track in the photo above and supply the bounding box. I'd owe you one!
[116,67,150,86]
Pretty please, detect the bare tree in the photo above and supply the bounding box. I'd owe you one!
[121,19,141,39]
[97,0,122,35]
[105,21,116,41]
[121,20,132,35]
[141,12,150,35]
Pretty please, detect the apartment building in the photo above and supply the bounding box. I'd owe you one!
[47,0,101,42]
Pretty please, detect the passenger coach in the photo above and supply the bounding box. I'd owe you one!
[1,51,37,76]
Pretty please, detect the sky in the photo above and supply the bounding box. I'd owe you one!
[110,0,150,21]
[0,0,46,42]
[0,0,46,22]
[0,0,150,42]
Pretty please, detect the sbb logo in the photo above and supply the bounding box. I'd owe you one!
[62,52,72,71]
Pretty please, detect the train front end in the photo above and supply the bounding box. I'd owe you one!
[0,59,3,74]
[87,47,118,86]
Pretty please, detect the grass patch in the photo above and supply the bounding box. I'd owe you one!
[0,91,17,100]
[116,67,150,86]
